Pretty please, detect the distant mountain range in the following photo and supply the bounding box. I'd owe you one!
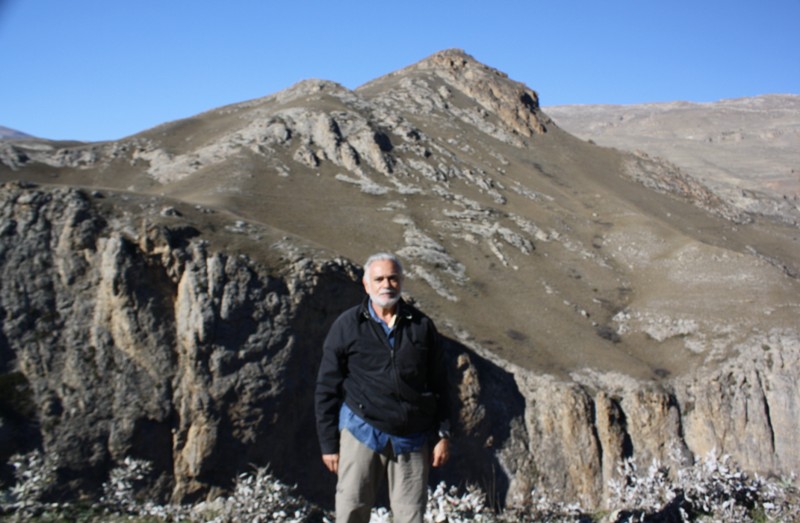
[545,94,800,223]
[0,125,33,140]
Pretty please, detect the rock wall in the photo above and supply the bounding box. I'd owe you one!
[0,183,365,503]
[502,334,800,507]
[1,183,798,509]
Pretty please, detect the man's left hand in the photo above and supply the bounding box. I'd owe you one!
[432,438,450,467]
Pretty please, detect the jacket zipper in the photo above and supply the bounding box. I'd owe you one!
[371,316,408,430]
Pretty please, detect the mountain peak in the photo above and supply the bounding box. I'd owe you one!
[414,48,503,76]
[415,48,478,70]
[364,49,547,139]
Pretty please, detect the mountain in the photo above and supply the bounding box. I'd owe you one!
[0,126,34,140]
[545,95,800,225]
[1,49,799,510]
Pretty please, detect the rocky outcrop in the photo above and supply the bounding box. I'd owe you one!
[361,49,548,148]
[0,183,363,502]
[487,335,800,508]
[410,49,548,139]
[623,152,750,223]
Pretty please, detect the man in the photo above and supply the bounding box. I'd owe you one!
[315,253,451,523]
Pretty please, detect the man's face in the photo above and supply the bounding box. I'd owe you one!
[363,259,403,309]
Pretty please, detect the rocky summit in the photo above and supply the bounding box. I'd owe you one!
[1,49,799,509]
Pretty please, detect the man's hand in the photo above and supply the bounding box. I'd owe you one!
[431,438,450,468]
[322,453,339,474]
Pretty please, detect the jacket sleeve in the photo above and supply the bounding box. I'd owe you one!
[427,319,451,436]
[315,314,348,455]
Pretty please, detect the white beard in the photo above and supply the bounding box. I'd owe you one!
[371,290,400,308]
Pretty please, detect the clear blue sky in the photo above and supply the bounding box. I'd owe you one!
[1,0,798,142]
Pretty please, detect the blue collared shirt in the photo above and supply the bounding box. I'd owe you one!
[338,300,428,455]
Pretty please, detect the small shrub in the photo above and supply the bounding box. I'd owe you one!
[101,457,153,513]
[196,466,318,523]
[0,451,58,517]
[422,482,494,523]
[2,451,798,522]
[605,451,800,522]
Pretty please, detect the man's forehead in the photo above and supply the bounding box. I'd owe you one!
[367,260,401,276]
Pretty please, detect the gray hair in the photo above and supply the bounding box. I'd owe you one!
[363,252,404,277]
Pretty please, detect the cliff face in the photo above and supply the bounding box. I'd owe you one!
[0,183,360,502]
[1,50,799,509]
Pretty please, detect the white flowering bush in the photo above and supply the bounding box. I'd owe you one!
[605,451,800,522]
[100,456,153,513]
[0,451,59,517]
[675,452,799,522]
[1,450,798,522]
[504,490,588,522]
[368,481,589,523]
[422,481,494,523]
[196,466,317,523]
[606,456,678,521]
[99,462,319,522]
[98,456,190,521]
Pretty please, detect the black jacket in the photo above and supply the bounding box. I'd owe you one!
[315,297,448,455]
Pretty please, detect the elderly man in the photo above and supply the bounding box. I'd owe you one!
[315,252,451,523]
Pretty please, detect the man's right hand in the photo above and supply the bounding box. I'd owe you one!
[322,453,339,474]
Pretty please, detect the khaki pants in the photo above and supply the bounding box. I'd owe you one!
[336,429,430,523]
